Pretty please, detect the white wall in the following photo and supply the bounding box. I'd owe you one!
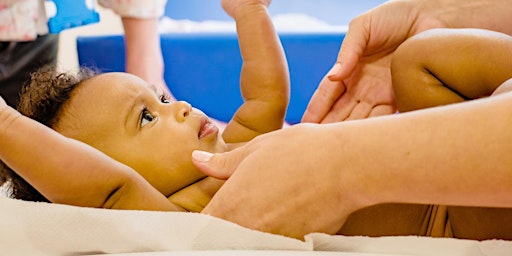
[56,6,123,72]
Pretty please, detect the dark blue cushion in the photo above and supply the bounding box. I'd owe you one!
[77,32,344,124]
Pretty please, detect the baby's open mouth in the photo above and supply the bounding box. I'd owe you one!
[198,118,218,139]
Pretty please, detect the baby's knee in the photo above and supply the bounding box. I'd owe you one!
[391,36,428,107]
[391,35,423,89]
[391,35,444,112]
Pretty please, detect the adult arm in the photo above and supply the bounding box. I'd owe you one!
[302,0,512,123]
[98,0,170,97]
[194,93,512,238]
[221,0,290,143]
[122,17,169,96]
[0,98,180,211]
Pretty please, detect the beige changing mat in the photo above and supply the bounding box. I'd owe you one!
[0,197,510,256]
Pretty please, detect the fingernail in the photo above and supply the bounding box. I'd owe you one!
[327,63,342,77]
[192,150,213,162]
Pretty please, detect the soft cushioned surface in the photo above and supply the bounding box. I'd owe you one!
[2,197,512,256]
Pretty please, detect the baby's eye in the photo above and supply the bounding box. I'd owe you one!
[160,94,171,104]
[141,109,156,128]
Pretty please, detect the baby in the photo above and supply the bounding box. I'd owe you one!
[2,3,512,240]
[0,0,288,212]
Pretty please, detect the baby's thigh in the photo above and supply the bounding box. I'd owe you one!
[338,203,432,236]
[448,206,512,240]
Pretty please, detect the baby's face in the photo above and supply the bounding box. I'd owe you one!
[55,72,227,210]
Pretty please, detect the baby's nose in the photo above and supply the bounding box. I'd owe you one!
[174,101,191,122]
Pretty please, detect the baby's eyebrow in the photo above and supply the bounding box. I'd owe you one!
[147,83,157,92]
[147,83,161,96]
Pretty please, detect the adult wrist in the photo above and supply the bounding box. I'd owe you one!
[418,0,512,34]
[312,123,380,211]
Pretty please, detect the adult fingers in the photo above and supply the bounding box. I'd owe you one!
[191,149,244,180]
[319,93,357,123]
[328,15,370,81]
[369,104,397,117]
[301,77,346,123]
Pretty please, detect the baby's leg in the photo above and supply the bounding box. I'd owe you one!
[391,28,512,113]
[385,29,512,239]
[447,206,512,240]
[391,29,512,239]
[338,203,434,237]
[447,78,512,240]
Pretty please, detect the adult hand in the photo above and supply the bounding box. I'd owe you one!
[221,0,271,18]
[193,124,364,239]
[302,0,446,123]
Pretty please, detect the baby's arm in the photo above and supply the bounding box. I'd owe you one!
[0,98,180,211]
[221,0,290,143]
[391,28,512,112]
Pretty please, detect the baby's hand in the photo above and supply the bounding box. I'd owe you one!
[221,0,271,18]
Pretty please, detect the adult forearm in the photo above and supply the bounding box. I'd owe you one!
[122,17,165,87]
[329,94,512,209]
[418,0,512,35]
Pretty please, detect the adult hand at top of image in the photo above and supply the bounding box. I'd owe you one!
[301,0,451,123]
[221,0,271,18]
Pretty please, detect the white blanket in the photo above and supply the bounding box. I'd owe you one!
[1,197,511,256]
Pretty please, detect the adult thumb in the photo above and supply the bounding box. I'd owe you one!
[191,150,243,180]
[328,17,366,81]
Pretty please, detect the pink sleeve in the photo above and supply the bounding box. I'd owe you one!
[98,0,167,18]
[0,0,41,41]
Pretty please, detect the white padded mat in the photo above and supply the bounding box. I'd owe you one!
[1,197,511,256]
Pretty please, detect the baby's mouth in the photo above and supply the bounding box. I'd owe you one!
[198,118,218,139]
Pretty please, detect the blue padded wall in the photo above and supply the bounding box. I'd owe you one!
[77,0,388,123]
[164,0,387,25]
[77,32,344,124]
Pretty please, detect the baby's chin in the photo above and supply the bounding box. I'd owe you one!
[167,177,224,212]
[209,134,229,153]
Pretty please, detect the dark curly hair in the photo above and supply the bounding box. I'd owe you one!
[0,67,97,202]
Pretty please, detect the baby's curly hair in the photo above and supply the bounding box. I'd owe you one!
[0,67,97,202]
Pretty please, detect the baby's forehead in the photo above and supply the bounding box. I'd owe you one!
[57,73,150,135]
[87,72,157,93]
[94,72,146,84]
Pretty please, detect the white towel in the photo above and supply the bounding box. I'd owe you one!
[1,197,511,256]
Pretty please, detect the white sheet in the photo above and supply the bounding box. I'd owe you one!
[1,197,511,256]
